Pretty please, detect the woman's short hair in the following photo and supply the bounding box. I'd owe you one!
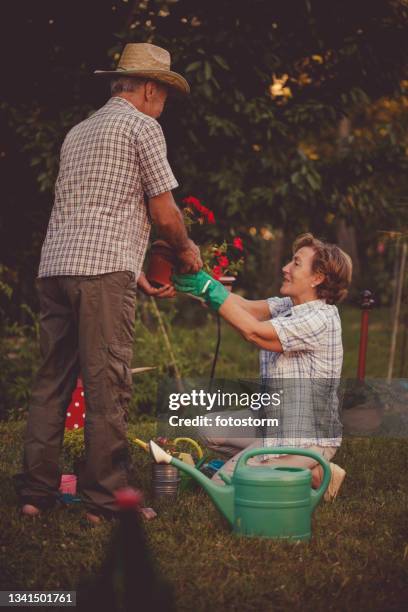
[292,233,353,304]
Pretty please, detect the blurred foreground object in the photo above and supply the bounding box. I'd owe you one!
[77,487,175,611]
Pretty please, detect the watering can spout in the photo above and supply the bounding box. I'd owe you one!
[149,441,235,526]
[149,440,172,464]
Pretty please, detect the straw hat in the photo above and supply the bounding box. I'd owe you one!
[94,43,190,95]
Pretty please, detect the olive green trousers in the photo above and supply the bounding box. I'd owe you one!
[13,271,137,516]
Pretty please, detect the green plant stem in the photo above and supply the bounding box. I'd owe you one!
[150,297,184,392]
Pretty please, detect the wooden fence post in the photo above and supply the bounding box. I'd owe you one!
[357,290,375,381]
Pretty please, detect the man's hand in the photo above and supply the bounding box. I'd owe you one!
[137,272,176,298]
[148,192,203,273]
[176,239,203,273]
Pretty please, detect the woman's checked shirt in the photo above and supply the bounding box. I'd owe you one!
[260,297,343,448]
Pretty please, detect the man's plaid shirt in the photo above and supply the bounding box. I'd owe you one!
[38,97,178,278]
[259,297,343,449]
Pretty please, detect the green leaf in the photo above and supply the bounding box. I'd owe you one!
[204,61,212,80]
[213,55,230,70]
[185,61,202,73]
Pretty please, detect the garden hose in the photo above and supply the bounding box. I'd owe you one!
[209,312,222,382]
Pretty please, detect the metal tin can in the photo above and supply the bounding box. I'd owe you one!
[152,464,180,499]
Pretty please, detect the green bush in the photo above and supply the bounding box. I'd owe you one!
[0,267,40,421]
[129,297,216,418]
[2,287,401,422]
[0,290,224,422]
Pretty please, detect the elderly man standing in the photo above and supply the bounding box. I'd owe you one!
[14,43,202,522]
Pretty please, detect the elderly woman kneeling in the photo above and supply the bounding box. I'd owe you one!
[173,233,352,501]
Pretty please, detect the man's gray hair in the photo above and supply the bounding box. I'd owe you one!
[110,76,147,95]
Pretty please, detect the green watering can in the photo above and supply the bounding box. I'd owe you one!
[149,441,331,540]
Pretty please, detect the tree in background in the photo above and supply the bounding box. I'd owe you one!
[119,0,408,297]
[1,0,408,310]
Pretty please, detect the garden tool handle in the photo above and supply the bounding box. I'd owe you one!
[173,437,204,459]
[195,456,208,470]
[236,447,331,509]
[132,437,149,453]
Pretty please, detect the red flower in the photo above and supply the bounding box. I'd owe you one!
[183,196,201,207]
[211,266,223,280]
[182,196,215,224]
[199,204,211,216]
[183,196,206,215]
[233,237,243,251]
[217,255,229,268]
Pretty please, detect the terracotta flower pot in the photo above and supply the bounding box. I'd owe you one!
[146,240,178,288]
[219,276,236,292]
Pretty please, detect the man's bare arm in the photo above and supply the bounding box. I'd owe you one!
[219,296,283,352]
[149,191,190,250]
[148,191,202,272]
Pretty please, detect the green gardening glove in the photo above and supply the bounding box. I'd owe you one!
[172,270,229,311]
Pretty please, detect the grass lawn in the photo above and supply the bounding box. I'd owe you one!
[1,420,407,611]
[1,305,407,610]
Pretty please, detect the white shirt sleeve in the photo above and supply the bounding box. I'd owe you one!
[266,297,293,318]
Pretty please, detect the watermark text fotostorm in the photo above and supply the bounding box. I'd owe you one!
[168,389,282,411]
[167,389,282,429]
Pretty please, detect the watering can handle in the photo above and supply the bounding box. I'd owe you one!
[236,447,331,510]
[173,437,203,459]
